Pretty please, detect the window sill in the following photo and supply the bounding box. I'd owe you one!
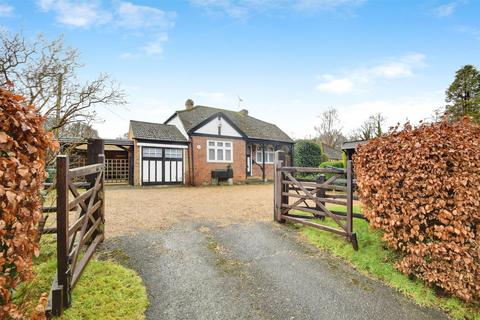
[207,160,234,163]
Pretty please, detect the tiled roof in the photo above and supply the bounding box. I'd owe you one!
[130,120,187,142]
[341,140,368,151]
[175,106,293,143]
[321,143,342,160]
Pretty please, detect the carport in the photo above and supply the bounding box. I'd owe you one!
[59,138,134,184]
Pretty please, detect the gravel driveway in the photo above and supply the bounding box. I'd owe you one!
[102,185,447,320]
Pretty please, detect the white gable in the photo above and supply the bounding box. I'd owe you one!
[165,114,189,139]
[194,116,242,137]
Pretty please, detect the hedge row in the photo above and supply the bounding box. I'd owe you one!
[354,118,480,302]
[0,88,58,318]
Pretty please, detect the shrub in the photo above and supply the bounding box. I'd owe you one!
[319,160,344,169]
[294,140,322,167]
[319,160,344,179]
[0,88,58,318]
[354,118,480,303]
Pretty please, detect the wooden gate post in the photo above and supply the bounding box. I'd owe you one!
[274,150,286,222]
[87,138,104,186]
[316,174,326,220]
[98,154,106,239]
[53,155,71,315]
[346,160,358,250]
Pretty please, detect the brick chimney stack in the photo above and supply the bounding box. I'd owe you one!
[185,99,194,110]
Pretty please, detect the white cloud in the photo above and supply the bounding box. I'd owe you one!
[338,93,444,132]
[36,0,111,27]
[316,77,354,94]
[0,2,13,17]
[190,0,365,18]
[36,1,176,57]
[432,1,464,17]
[458,25,480,41]
[295,0,365,10]
[195,91,226,103]
[116,2,175,30]
[316,53,426,94]
[433,3,456,17]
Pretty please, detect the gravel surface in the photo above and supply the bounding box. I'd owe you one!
[104,184,273,237]
[102,185,448,320]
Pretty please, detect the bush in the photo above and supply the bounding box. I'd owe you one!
[294,140,322,167]
[354,118,480,303]
[319,160,344,169]
[0,88,58,318]
[319,160,344,179]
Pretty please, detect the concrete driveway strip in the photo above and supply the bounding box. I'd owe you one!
[102,221,447,320]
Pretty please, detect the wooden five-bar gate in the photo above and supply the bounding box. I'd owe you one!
[45,153,106,317]
[274,150,359,250]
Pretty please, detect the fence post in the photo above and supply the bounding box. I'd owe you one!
[346,160,358,250]
[98,154,106,240]
[315,174,326,220]
[274,150,286,222]
[55,155,71,314]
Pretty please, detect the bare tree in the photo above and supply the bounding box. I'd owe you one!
[314,107,346,149]
[0,31,126,138]
[60,121,99,139]
[350,113,386,140]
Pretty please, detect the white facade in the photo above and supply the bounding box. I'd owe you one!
[194,116,242,137]
[165,114,189,139]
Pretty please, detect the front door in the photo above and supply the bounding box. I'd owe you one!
[142,147,183,185]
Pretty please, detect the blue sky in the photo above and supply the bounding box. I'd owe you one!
[2,0,479,139]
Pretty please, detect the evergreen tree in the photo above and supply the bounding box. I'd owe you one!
[445,65,480,123]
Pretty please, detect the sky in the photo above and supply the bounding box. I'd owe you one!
[1,0,479,139]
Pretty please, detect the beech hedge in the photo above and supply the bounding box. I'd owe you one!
[354,118,480,302]
[0,88,58,318]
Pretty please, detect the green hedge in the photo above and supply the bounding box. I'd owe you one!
[319,160,345,179]
[319,160,344,169]
[294,140,322,168]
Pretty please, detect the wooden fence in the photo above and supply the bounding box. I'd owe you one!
[45,154,106,317]
[274,150,359,250]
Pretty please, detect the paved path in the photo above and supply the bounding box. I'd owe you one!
[103,219,447,320]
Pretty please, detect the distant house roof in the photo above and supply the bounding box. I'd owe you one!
[341,140,368,151]
[321,143,342,160]
[169,106,294,143]
[130,120,188,143]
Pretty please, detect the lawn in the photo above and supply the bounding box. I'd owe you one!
[294,204,480,320]
[14,235,148,319]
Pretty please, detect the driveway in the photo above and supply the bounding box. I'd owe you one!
[102,185,447,320]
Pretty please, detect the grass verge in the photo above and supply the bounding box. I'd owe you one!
[14,235,148,319]
[295,204,480,320]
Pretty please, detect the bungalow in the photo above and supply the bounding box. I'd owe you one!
[128,99,294,186]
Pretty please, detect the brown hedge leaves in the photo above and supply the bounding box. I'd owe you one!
[354,118,480,302]
[0,88,58,318]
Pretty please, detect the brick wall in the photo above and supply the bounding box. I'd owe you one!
[133,140,141,186]
[190,135,246,185]
[251,162,274,180]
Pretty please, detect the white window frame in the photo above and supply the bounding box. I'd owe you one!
[207,140,233,163]
[256,146,274,164]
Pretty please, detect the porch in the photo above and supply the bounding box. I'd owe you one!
[246,141,293,181]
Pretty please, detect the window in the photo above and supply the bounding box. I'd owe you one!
[164,148,182,159]
[256,146,274,163]
[142,147,162,158]
[207,140,233,162]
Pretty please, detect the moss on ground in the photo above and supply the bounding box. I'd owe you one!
[294,204,480,320]
[14,235,148,319]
